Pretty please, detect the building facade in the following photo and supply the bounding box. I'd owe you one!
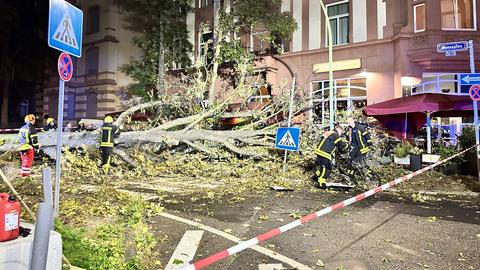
[39,0,480,123]
[189,0,480,121]
[38,0,139,122]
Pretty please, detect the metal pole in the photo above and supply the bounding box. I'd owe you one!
[30,168,54,270]
[426,112,431,153]
[283,75,296,173]
[318,0,334,130]
[54,80,65,216]
[468,40,479,182]
[30,203,54,270]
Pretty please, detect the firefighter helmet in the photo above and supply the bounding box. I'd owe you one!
[104,116,114,124]
[24,114,36,123]
[47,118,55,124]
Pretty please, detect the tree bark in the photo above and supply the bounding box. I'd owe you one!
[0,40,11,128]
[157,24,165,99]
[208,0,223,104]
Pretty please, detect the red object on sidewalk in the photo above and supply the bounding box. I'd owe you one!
[19,149,34,177]
[0,193,20,242]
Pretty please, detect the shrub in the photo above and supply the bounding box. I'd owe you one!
[394,141,412,158]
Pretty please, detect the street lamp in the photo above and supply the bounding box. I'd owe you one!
[314,0,334,130]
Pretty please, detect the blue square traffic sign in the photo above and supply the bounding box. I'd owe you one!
[48,0,83,58]
[275,127,301,151]
[459,73,480,86]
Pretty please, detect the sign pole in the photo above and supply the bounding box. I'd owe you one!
[468,40,479,182]
[283,75,296,173]
[54,79,65,216]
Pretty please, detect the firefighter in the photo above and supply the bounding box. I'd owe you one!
[18,114,40,177]
[350,117,372,162]
[43,118,56,131]
[100,116,119,174]
[313,123,348,189]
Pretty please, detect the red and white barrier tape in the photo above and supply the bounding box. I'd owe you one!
[0,128,43,133]
[181,145,478,270]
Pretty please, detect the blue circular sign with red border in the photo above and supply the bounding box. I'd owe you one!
[57,53,73,82]
[469,84,480,101]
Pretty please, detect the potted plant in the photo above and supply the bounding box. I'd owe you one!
[458,127,476,176]
[437,144,461,175]
[409,146,423,171]
[393,141,412,165]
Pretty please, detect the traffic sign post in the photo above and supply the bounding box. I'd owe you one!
[459,40,480,182]
[48,0,83,218]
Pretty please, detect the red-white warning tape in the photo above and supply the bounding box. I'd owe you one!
[0,128,43,133]
[181,145,478,270]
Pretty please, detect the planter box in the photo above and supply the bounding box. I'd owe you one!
[394,156,410,165]
[422,154,440,164]
[410,154,422,171]
[461,151,478,176]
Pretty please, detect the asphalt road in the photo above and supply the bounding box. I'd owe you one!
[151,188,480,270]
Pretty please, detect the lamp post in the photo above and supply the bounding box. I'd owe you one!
[317,0,335,130]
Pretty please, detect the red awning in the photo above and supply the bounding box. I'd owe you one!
[364,93,473,116]
[363,94,475,139]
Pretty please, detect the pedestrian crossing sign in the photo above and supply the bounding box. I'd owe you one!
[48,0,83,58]
[275,127,301,151]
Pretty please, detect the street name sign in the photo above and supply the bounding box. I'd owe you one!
[275,127,300,151]
[437,41,468,54]
[48,0,83,57]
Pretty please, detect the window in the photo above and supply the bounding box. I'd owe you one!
[86,47,99,75]
[67,93,76,120]
[414,4,426,32]
[49,95,58,118]
[199,31,213,65]
[198,0,211,8]
[326,2,349,46]
[86,5,100,34]
[441,0,476,30]
[86,92,97,118]
[311,77,367,124]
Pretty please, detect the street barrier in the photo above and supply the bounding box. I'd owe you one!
[181,145,478,270]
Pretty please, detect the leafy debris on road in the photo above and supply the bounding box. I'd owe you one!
[315,259,325,267]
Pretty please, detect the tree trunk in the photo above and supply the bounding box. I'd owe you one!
[156,24,165,99]
[208,0,222,104]
[0,71,10,128]
[0,41,11,128]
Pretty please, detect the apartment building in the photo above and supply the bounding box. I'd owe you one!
[38,0,480,122]
[191,0,480,119]
[38,0,139,121]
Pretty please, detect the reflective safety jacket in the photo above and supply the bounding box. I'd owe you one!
[351,123,372,154]
[18,123,39,151]
[100,123,119,148]
[314,130,348,161]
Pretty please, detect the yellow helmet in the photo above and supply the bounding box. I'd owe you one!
[47,118,55,124]
[24,114,36,123]
[104,116,114,123]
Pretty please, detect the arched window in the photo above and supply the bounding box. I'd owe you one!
[86,47,99,75]
[86,92,97,118]
[86,5,100,34]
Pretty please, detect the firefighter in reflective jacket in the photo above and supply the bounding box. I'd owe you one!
[18,114,39,177]
[350,119,372,161]
[313,124,348,188]
[100,116,119,173]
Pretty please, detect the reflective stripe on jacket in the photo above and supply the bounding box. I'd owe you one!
[100,124,118,147]
[18,123,39,151]
[314,131,347,161]
[351,123,371,155]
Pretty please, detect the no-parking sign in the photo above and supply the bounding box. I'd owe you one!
[57,52,73,82]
